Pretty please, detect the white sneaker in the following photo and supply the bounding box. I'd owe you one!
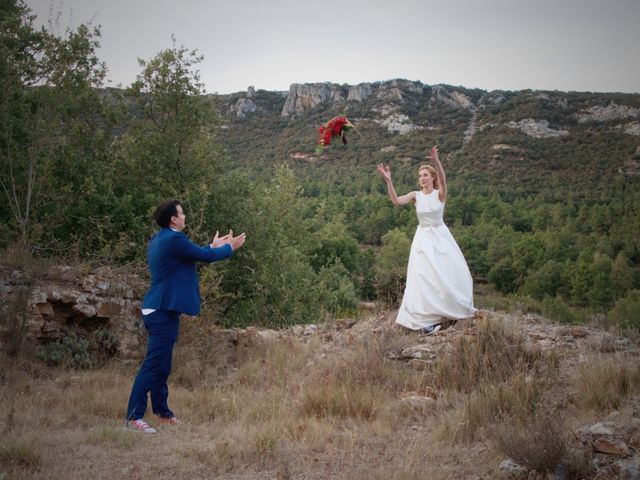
[127,419,157,433]
[419,324,441,336]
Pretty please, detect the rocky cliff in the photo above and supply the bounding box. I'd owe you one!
[281,83,346,117]
[227,79,640,140]
[216,78,640,185]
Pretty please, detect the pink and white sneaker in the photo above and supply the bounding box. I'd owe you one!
[127,419,157,433]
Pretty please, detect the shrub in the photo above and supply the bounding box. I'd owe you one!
[520,260,566,299]
[93,328,120,357]
[0,437,42,471]
[375,228,410,304]
[317,261,359,316]
[608,289,640,331]
[488,258,522,294]
[37,333,96,369]
[541,296,585,324]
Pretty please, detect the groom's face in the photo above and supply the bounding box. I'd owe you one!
[170,205,186,231]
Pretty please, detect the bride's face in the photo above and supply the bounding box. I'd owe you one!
[419,168,434,189]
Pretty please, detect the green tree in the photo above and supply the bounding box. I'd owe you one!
[215,166,324,327]
[521,260,567,299]
[611,251,635,300]
[0,0,109,249]
[112,39,224,244]
[608,290,640,331]
[588,253,614,309]
[317,260,359,315]
[488,258,522,294]
[376,228,411,303]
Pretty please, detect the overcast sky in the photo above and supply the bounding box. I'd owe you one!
[24,0,640,94]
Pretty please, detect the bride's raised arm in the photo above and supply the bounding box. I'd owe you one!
[428,146,447,202]
[377,163,416,205]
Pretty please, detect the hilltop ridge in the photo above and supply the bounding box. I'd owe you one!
[213,79,640,193]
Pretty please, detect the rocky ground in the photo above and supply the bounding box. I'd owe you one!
[1,264,640,479]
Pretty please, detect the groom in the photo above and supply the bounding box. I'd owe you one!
[126,199,246,433]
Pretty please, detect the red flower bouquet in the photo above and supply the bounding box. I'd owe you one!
[316,116,355,153]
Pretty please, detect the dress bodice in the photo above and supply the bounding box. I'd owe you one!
[415,190,444,228]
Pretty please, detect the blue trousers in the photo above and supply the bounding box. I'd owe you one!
[126,310,180,420]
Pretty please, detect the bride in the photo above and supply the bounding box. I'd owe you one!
[377,146,476,334]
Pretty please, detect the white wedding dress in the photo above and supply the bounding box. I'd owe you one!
[396,189,476,330]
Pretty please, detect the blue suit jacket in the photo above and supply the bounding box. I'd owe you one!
[141,228,233,315]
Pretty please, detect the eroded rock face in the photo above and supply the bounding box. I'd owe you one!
[430,85,475,111]
[507,118,570,138]
[281,83,345,116]
[615,121,640,136]
[376,113,422,134]
[578,102,640,123]
[347,83,372,102]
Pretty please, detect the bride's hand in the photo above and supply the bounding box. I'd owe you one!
[376,163,392,181]
[427,145,439,163]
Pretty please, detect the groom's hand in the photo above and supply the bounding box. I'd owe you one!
[228,230,247,251]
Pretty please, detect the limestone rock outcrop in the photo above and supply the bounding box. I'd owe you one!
[347,83,372,102]
[376,113,422,135]
[577,102,640,123]
[616,121,640,136]
[507,118,570,138]
[281,83,345,117]
[430,85,475,111]
[234,98,256,117]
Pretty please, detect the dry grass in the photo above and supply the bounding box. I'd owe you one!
[430,317,558,443]
[432,316,552,392]
[300,335,426,420]
[573,355,640,411]
[0,434,42,478]
[0,312,637,479]
[439,374,546,443]
[490,412,568,473]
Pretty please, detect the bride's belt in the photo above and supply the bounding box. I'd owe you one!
[419,221,444,228]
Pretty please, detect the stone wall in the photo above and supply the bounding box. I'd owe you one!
[0,264,146,360]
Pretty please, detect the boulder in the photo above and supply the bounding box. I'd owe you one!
[97,300,124,317]
[72,303,97,318]
[594,437,630,457]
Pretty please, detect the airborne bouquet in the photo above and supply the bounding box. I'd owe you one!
[315,115,356,154]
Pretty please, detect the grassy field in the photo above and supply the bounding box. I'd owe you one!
[1,311,639,479]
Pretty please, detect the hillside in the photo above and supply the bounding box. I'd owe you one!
[213,80,640,197]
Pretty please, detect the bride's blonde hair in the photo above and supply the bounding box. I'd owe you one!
[418,164,439,189]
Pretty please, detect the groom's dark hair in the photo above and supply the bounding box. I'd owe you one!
[154,199,181,228]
